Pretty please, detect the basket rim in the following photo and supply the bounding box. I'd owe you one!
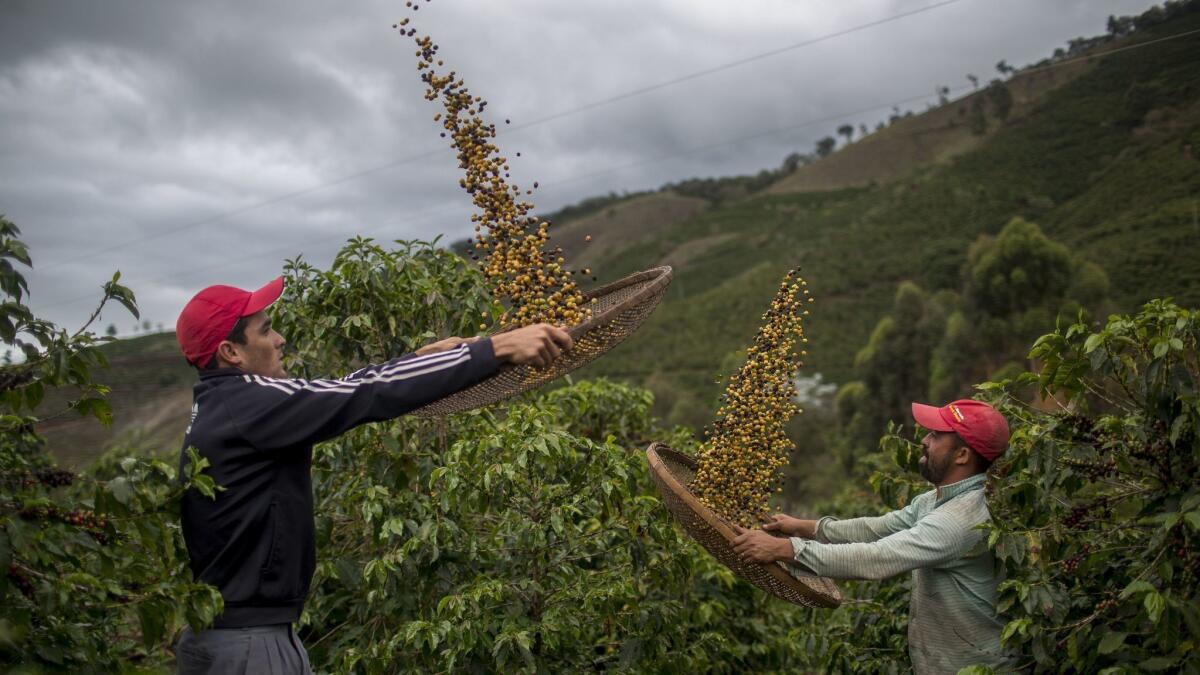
[471,265,672,341]
[568,265,673,338]
[645,441,842,608]
[409,265,672,417]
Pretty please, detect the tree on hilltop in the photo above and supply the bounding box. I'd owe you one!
[815,136,836,158]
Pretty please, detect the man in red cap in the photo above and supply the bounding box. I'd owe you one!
[172,276,571,674]
[732,399,1013,673]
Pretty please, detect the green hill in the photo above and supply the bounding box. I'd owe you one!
[35,331,193,468]
[37,8,1200,464]
[572,12,1200,426]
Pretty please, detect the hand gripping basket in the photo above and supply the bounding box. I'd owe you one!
[646,442,842,608]
[411,266,673,417]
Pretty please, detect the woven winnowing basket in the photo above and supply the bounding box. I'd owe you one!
[411,266,673,417]
[646,442,842,608]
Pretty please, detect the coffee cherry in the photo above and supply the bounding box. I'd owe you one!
[691,270,812,528]
[7,563,34,598]
[399,7,592,328]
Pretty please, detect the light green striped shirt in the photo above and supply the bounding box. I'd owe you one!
[788,473,1013,674]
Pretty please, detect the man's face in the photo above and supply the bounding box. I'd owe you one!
[919,430,960,485]
[225,310,287,378]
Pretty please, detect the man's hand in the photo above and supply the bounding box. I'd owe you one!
[415,336,479,356]
[731,525,795,564]
[490,324,573,368]
[762,513,818,539]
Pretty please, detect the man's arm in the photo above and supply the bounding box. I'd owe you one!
[231,340,498,450]
[763,496,927,544]
[813,497,926,544]
[230,324,572,451]
[737,499,986,580]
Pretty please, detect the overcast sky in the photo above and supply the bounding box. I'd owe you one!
[1,0,1159,337]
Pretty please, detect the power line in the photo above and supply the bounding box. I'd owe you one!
[34,0,966,272]
[31,88,961,312]
[33,23,1200,312]
[505,0,966,131]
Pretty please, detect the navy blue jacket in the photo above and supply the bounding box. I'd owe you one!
[179,340,499,628]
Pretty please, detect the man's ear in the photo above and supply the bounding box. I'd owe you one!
[215,340,242,367]
[954,445,973,466]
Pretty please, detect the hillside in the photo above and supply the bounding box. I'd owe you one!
[35,331,193,468]
[766,51,1099,194]
[574,12,1200,425]
[36,10,1200,464]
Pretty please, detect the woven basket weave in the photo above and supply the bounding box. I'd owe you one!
[411,266,673,417]
[646,442,842,608]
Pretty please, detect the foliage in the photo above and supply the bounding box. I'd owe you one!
[783,300,1200,673]
[833,219,1111,472]
[975,300,1200,672]
[267,236,822,673]
[273,236,499,376]
[852,282,949,428]
[0,219,223,672]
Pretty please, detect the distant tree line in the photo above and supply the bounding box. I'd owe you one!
[829,218,1112,470]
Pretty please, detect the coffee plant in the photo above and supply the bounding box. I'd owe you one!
[0,217,223,672]
[4,216,1195,672]
[976,301,1199,673]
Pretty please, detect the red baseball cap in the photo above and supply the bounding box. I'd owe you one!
[176,277,284,367]
[911,399,1009,461]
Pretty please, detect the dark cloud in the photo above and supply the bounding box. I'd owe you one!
[0,0,1158,336]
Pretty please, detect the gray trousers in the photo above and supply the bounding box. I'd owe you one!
[176,624,312,674]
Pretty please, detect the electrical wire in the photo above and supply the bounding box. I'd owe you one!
[31,24,1200,312]
[33,0,968,272]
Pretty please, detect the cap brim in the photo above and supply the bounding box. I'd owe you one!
[911,402,955,432]
[243,276,284,316]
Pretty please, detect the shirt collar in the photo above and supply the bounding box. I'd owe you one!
[934,472,987,506]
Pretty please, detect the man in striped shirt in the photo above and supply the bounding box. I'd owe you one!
[733,399,1014,673]
[172,277,570,674]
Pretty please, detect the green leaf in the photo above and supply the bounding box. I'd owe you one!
[106,476,133,506]
[1139,656,1178,671]
[1184,512,1200,532]
[1001,617,1030,642]
[1144,590,1166,624]
[1120,579,1155,599]
[136,600,167,648]
[1098,631,1127,655]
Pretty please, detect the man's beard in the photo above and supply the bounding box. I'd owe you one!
[919,450,949,484]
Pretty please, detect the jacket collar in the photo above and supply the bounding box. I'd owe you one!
[198,367,246,381]
[934,472,987,506]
